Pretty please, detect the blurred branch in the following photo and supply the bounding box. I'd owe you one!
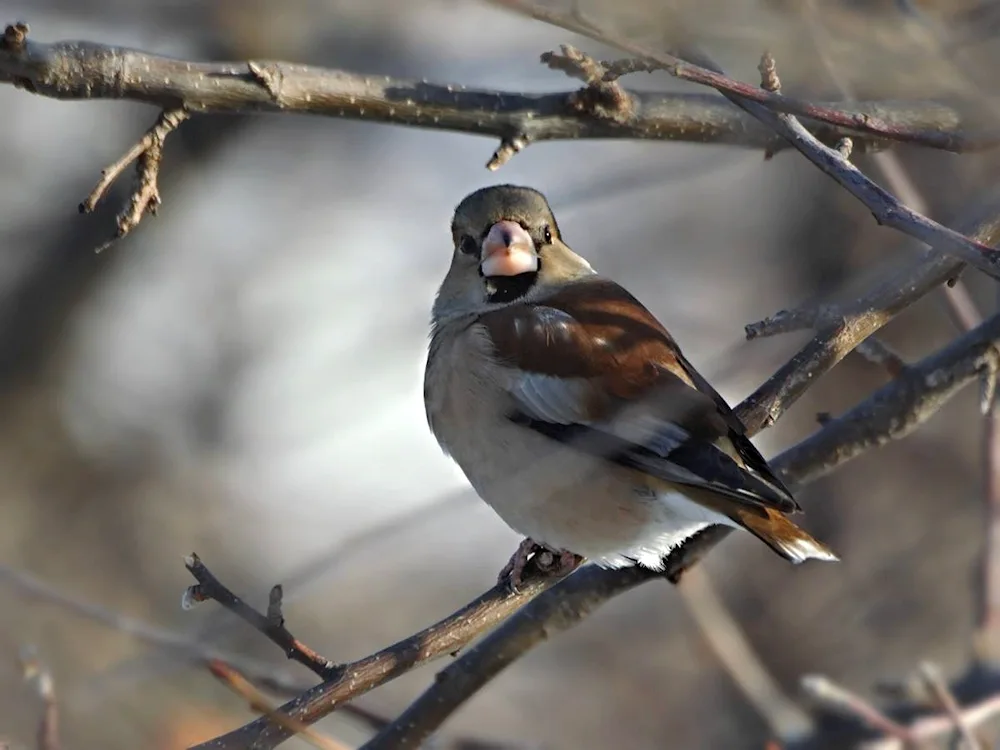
[0,20,994,250]
[801,675,919,746]
[20,649,59,750]
[0,559,310,694]
[803,669,1000,750]
[207,661,348,750]
[678,567,814,744]
[919,663,983,750]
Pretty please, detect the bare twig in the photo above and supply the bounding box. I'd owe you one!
[0,560,311,693]
[864,691,1000,749]
[0,21,983,156]
[488,1,998,152]
[190,566,567,750]
[919,663,983,750]
[494,7,1000,282]
[78,107,189,252]
[208,661,348,750]
[183,554,338,680]
[20,649,59,750]
[979,397,1000,665]
[853,338,908,377]
[359,563,665,750]
[802,675,918,746]
[678,568,814,743]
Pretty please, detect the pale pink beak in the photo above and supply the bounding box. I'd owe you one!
[480,220,538,277]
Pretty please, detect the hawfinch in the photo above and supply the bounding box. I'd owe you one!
[425,185,837,585]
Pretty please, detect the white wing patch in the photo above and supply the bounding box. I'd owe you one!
[505,370,693,463]
[509,372,592,424]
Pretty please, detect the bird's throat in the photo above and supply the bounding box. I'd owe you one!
[483,272,538,304]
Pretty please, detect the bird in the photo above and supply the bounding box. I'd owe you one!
[424,184,837,588]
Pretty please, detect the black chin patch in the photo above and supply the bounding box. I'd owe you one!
[483,271,538,304]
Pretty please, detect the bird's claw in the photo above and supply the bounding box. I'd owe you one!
[498,538,583,592]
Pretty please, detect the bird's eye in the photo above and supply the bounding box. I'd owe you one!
[542,225,553,244]
[458,235,478,256]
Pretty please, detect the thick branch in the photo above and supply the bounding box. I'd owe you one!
[0,21,986,156]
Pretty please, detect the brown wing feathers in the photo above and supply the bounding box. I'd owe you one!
[481,279,799,514]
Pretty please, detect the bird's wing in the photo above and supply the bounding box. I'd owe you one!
[477,278,799,514]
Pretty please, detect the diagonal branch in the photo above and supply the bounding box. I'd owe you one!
[522,30,1000,281]
[488,1,998,151]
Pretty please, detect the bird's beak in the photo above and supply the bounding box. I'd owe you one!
[480,221,538,277]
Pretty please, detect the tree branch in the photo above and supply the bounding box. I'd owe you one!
[0,20,980,156]
[183,554,339,681]
[2,18,998,251]
[189,564,569,750]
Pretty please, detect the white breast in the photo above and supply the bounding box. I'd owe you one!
[424,321,735,570]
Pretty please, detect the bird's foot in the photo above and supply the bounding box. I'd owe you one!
[498,538,583,592]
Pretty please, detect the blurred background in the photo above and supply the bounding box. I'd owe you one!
[1,0,1000,747]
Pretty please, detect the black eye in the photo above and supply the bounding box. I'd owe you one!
[458,235,478,256]
[542,225,553,244]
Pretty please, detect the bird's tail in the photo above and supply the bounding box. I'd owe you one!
[728,506,838,564]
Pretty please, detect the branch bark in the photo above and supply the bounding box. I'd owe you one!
[0,21,987,157]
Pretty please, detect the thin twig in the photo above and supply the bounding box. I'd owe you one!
[864,691,1000,749]
[854,338,908,377]
[20,649,59,750]
[190,567,566,750]
[0,560,309,693]
[208,661,349,750]
[78,107,189,252]
[919,663,983,749]
[678,568,814,743]
[499,6,1000,281]
[183,554,338,680]
[801,675,918,746]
